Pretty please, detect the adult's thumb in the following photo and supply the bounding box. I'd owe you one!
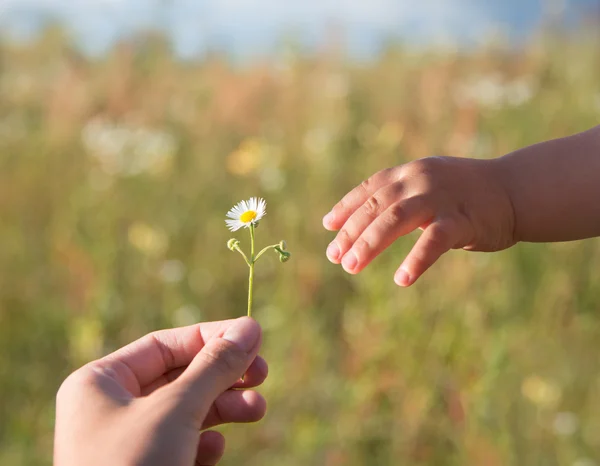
[170,317,262,420]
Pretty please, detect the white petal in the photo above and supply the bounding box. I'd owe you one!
[225,219,242,231]
[226,200,248,221]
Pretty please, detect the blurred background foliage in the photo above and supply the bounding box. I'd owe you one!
[1,20,600,466]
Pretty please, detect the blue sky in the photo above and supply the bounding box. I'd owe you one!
[0,0,596,58]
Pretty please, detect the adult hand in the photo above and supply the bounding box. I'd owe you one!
[54,317,267,466]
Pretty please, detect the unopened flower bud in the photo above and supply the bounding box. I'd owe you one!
[227,238,240,251]
[278,240,287,251]
[279,251,291,263]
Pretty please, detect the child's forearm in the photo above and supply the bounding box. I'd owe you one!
[496,125,600,243]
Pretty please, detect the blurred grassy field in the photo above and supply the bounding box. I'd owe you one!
[1,25,600,466]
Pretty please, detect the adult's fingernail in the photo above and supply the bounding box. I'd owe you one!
[342,251,358,272]
[222,317,261,353]
[322,212,334,228]
[326,242,340,261]
[394,268,411,287]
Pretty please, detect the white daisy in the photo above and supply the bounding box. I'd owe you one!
[225,197,267,232]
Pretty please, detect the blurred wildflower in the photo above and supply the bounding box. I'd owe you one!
[0,71,36,102]
[573,459,597,466]
[82,117,177,177]
[69,317,103,363]
[173,304,201,327]
[357,122,378,148]
[505,78,536,107]
[273,61,295,86]
[455,73,504,109]
[256,305,286,331]
[376,121,404,149]
[552,411,579,436]
[128,222,168,256]
[188,267,215,294]
[0,115,26,145]
[593,93,600,113]
[304,127,335,155]
[322,72,349,100]
[159,260,186,283]
[455,74,536,110]
[521,375,561,409]
[226,138,264,176]
[88,168,114,192]
[168,95,197,123]
[260,166,286,192]
[471,133,493,159]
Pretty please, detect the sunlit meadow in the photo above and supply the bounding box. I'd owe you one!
[1,24,600,465]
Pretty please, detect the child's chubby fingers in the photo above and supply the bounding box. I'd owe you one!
[339,195,433,274]
[323,168,396,232]
[394,217,464,287]
[326,181,406,264]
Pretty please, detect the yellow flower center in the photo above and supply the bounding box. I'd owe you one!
[240,210,257,223]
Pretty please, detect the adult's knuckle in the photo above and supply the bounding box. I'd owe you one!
[56,374,77,401]
[380,166,396,177]
[201,340,246,376]
[149,332,176,369]
[57,367,95,401]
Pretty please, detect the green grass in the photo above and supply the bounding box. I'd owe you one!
[1,27,600,465]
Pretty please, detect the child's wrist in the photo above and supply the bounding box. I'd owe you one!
[485,156,519,244]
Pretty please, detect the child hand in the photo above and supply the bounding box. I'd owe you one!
[323,156,516,286]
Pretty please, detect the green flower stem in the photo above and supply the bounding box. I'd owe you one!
[247,224,255,318]
[233,246,251,266]
[254,244,282,262]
